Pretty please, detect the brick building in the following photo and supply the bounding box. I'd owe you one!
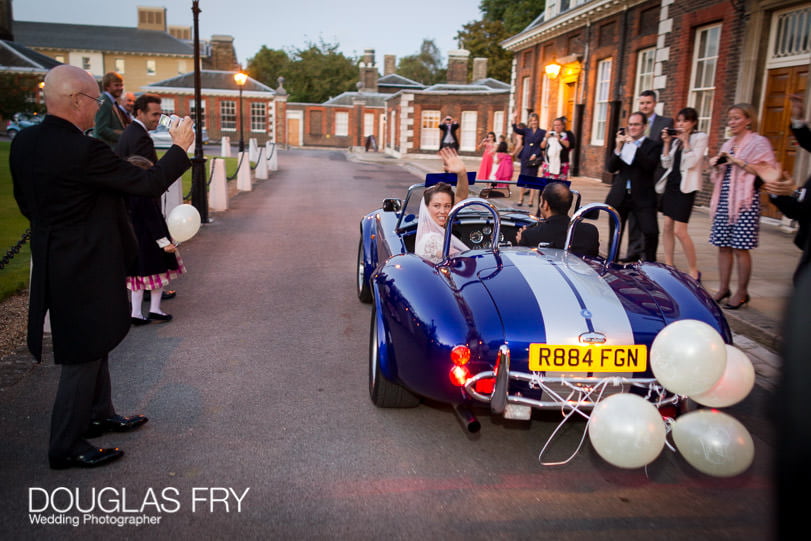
[501,0,810,220]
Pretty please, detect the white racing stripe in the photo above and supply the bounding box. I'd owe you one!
[505,250,634,345]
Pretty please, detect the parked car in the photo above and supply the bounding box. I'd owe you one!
[149,124,208,149]
[6,112,43,139]
[357,176,731,432]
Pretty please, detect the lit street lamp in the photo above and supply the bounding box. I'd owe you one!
[233,71,248,153]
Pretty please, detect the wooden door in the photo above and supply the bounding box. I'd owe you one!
[287,118,300,146]
[563,81,576,127]
[759,65,808,218]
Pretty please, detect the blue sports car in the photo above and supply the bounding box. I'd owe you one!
[357,177,732,431]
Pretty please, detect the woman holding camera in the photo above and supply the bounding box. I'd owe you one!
[539,117,576,183]
[658,107,707,281]
[708,103,776,309]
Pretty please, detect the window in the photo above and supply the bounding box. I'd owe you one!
[364,113,374,137]
[634,48,656,99]
[220,100,236,131]
[189,99,204,127]
[420,110,440,150]
[334,111,348,136]
[251,103,266,132]
[161,98,175,115]
[115,58,125,74]
[591,58,612,145]
[55,55,65,63]
[178,60,187,74]
[688,24,721,134]
[493,111,504,137]
[460,111,477,152]
[772,6,811,60]
[146,60,156,76]
[82,57,91,71]
[520,77,532,122]
[390,111,396,148]
[540,75,550,128]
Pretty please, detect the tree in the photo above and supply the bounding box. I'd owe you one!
[0,73,43,120]
[246,46,290,89]
[397,39,446,85]
[456,19,513,83]
[480,0,546,35]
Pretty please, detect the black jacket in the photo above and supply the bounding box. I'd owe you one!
[11,115,191,363]
[116,120,158,163]
[605,137,663,210]
[519,214,600,257]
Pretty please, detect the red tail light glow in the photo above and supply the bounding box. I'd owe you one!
[450,345,471,366]
[449,365,470,387]
[474,377,495,394]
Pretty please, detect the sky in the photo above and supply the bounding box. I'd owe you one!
[12,0,484,68]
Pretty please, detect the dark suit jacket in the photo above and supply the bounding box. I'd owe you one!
[438,122,459,149]
[116,120,158,163]
[605,137,663,210]
[648,114,673,143]
[519,214,600,257]
[11,115,191,364]
[94,93,126,146]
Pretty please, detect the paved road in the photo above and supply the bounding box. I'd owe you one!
[0,149,776,539]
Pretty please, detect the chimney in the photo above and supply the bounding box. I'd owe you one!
[384,55,396,76]
[137,6,167,32]
[447,49,470,85]
[472,57,488,82]
[359,48,378,93]
[204,35,240,71]
[0,0,12,41]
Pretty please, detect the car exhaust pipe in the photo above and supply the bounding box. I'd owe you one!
[454,404,481,433]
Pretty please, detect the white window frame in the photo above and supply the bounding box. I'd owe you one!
[591,58,612,146]
[220,100,236,131]
[634,47,656,99]
[251,102,267,133]
[161,98,175,115]
[189,99,204,128]
[520,77,532,122]
[540,75,551,128]
[390,111,396,149]
[688,24,721,134]
[114,58,125,74]
[146,59,156,76]
[493,111,505,138]
[420,110,441,150]
[460,111,477,152]
[334,111,349,137]
[363,112,374,138]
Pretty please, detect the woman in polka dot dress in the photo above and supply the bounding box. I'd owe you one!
[708,103,777,309]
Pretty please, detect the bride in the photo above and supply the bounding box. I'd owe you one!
[415,148,471,262]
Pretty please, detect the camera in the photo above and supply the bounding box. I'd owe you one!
[158,114,181,129]
[666,128,679,136]
[716,155,728,165]
[618,128,625,135]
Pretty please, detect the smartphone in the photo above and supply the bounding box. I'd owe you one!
[666,128,678,136]
[618,128,625,135]
[716,155,728,165]
[158,114,181,129]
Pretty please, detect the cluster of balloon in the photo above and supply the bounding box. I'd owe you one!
[587,393,666,469]
[649,319,756,477]
[167,204,202,243]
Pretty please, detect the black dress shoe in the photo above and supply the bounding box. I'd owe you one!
[148,312,172,322]
[723,294,750,310]
[131,316,151,326]
[84,414,148,438]
[49,447,124,469]
[162,290,176,300]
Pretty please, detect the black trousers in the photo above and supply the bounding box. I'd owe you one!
[611,193,659,262]
[49,355,116,459]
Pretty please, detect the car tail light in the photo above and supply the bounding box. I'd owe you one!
[450,345,470,366]
[449,365,470,387]
[474,377,495,394]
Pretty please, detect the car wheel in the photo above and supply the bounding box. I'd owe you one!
[357,239,372,303]
[369,306,419,408]
[7,129,18,140]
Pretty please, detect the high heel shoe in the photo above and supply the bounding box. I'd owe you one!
[713,289,731,303]
[723,294,750,310]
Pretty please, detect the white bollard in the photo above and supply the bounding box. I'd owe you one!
[255,147,268,180]
[266,142,278,171]
[236,151,252,191]
[220,136,231,157]
[208,157,228,211]
[249,138,259,163]
[162,177,184,219]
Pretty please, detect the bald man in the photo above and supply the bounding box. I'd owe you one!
[11,65,195,469]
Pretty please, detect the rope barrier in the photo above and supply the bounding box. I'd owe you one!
[249,147,264,171]
[226,152,246,181]
[183,158,217,200]
[0,229,31,271]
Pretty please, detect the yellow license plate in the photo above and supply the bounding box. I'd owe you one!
[528,344,648,373]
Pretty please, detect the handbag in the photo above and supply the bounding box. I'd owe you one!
[655,173,668,194]
[526,156,543,168]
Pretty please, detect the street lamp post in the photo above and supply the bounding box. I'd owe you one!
[233,72,248,153]
[190,1,208,223]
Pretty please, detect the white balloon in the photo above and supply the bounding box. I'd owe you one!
[672,409,755,477]
[691,345,755,407]
[588,393,666,469]
[167,204,201,243]
[650,319,727,396]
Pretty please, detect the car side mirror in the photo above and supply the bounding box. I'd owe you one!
[382,198,402,212]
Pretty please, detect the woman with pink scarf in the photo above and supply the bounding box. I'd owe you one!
[708,103,777,309]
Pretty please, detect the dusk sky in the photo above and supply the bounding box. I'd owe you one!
[13,0,486,67]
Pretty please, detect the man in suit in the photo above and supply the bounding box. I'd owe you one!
[763,94,810,283]
[622,90,673,262]
[120,91,136,121]
[605,111,663,262]
[438,115,459,151]
[10,65,195,469]
[94,72,130,146]
[116,93,161,163]
[517,181,599,257]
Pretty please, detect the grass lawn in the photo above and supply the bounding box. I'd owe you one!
[0,141,237,302]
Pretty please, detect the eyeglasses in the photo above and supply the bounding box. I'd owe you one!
[627,122,643,127]
[75,92,104,108]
